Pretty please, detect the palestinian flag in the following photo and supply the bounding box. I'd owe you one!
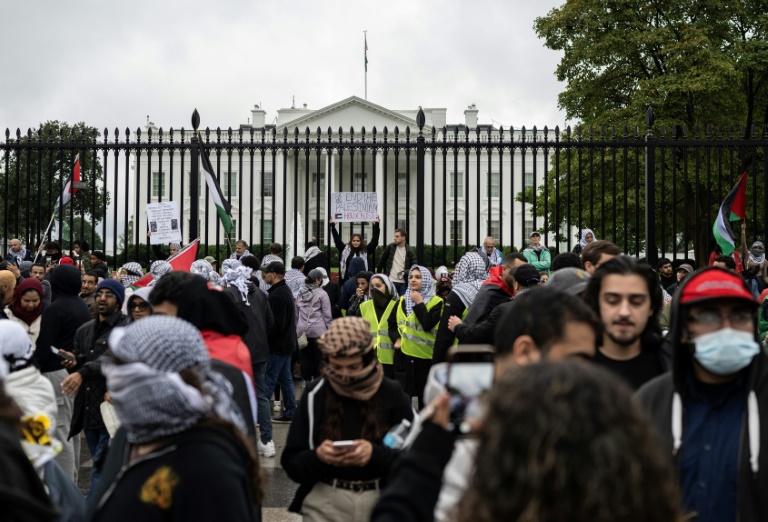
[131,239,200,288]
[59,154,81,207]
[200,140,233,235]
[712,170,747,255]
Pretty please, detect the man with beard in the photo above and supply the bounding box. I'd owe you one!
[585,256,670,390]
[657,258,675,289]
[29,262,52,305]
[80,271,99,320]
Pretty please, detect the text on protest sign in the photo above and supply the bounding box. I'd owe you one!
[147,201,182,244]
[331,192,378,222]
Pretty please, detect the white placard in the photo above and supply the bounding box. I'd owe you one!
[147,201,182,244]
[331,192,378,222]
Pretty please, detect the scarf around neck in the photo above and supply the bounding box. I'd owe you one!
[404,265,435,315]
[7,246,27,264]
[10,278,44,326]
[750,241,765,265]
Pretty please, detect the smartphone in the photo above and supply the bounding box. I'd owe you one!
[446,345,495,435]
[51,346,75,364]
[332,440,356,452]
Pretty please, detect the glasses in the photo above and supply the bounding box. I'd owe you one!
[95,291,116,299]
[128,301,150,311]
[688,309,753,329]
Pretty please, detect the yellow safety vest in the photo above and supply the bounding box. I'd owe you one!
[397,295,443,360]
[360,299,397,365]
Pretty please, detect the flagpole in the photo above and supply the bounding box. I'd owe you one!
[34,213,57,263]
[364,30,368,101]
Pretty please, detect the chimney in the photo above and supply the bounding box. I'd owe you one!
[464,103,478,128]
[251,104,267,128]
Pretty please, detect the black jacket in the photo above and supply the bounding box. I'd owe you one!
[322,281,342,319]
[376,243,417,279]
[223,283,274,364]
[69,311,128,438]
[432,292,467,364]
[461,284,513,327]
[331,221,381,283]
[35,265,92,373]
[266,279,298,356]
[4,249,35,264]
[636,267,768,522]
[91,262,110,279]
[303,251,329,275]
[87,426,261,522]
[453,298,512,345]
[281,377,413,513]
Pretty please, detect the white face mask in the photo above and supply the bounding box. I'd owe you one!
[693,328,760,376]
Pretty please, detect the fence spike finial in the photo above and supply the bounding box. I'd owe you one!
[192,109,200,131]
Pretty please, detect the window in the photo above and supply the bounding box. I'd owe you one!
[311,219,325,243]
[524,170,535,189]
[222,171,237,198]
[450,220,463,247]
[449,171,464,199]
[488,220,500,241]
[489,172,500,198]
[262,171,273,197]
[230,219,237,235]
[262,219,273,243]
[397,218,407,230]
[353,172,366,193]
[311,172,325,198]
[397,173,407,197]
[152,172,166,199]
[524,219,534,240]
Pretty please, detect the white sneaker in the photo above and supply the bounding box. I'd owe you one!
[258,440,275,458]
[273,400,282,412]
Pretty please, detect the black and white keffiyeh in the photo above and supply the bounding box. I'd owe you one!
[222,265,252,305]
[221,258,241,277]
[404,265,435,315]
[149,260,172,282]
[7,246,28,265]
[104,316,245,444]
[120,262,144,288]
[190,259,215,280]
[452,252,490,308]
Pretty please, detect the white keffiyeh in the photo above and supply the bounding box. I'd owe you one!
[404,265,435,315]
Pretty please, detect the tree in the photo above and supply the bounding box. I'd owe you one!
[0,121,110,249]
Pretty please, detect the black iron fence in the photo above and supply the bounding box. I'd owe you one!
[2,108,767,270]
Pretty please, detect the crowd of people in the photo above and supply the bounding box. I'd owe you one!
[2,221,768,522]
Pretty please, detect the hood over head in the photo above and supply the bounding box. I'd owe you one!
[50,264,82,298]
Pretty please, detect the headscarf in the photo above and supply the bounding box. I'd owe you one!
[371,274,398,309]
[303,245,322,262]
[120,262,145,288]
[0,320,36,373]
[190,259,215,281]
[169,243,181,253]
[318,317,383,401]
[404,265,435,316]
[7,245,28,265]
[750,241,765,265]
[149,260,172,282]
[126,287,153,323]
[579,228,597,248]
[222,265,253,305]
[221,258,241,277]
[261,254,282,266]
[104,316,246,444]
[10,278,44,326]
[452,253,491,308]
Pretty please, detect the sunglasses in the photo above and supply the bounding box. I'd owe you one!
[128,301,150,311]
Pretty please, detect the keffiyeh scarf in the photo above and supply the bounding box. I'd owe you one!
[452,253,490,308]
[221,258,241,277]
[222,265,252,305]
[149,260,172,282]
[190,259,215,281]
[7,246,27,265]
[120,262,144,288]
[404,265,435,316]
[750,241,765,265]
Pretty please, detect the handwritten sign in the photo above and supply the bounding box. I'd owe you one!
[147,201,182,244]
[331,192,378,222]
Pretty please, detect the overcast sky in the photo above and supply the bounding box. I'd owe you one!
[1,0,567,134]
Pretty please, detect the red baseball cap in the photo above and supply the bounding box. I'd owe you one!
[679,268,756,305]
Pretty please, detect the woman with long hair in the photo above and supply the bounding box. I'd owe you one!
[89,316,262,521]
[330,215,380,284]
[281,316,412,522]
[293,269,332,387]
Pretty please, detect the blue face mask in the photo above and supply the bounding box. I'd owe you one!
[692,328,760,376]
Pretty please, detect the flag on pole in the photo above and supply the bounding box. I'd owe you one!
[51,154,80,240]
[712,170,747,255]
[200,140,233,235]
[132,239,200,288]
[365,33,368,72]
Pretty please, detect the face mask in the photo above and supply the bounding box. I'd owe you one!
[371,288,389,308]
[693,328,760,376]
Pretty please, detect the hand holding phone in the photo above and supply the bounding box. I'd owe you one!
[447,345,495,435]
[51,346,75,366]
[332,440,356,452]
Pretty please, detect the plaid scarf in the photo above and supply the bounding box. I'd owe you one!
[120,262,144,288]
[452,253,490,308]
[404,265,435,315]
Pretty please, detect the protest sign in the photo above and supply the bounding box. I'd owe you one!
[147,201,182,244]
[331,192,378,222]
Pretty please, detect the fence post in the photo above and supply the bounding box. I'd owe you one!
[644,106,657,265]
[416,107,426,263]
[190,109,200,242]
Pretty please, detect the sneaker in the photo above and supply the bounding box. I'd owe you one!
[258,440,275,457]
[272,414,294,424]
[272,400,282,413]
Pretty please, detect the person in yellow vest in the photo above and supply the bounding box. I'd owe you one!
[356,274,399,379]
[389,265,444,409]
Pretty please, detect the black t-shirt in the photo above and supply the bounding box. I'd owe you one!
[593,348,664,390]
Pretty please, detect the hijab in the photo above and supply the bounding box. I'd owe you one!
[371,274,398,309]
[579,228,597,248]
[750,241,765,265]
[404,265,435,315]
[451,252,490,308]
[10,278,44,326]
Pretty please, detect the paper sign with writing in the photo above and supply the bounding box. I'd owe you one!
[147,201,182,244]
[331,192,378,222]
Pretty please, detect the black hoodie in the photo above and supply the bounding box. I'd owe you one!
[35,265,92,373]
[636,267,768,522]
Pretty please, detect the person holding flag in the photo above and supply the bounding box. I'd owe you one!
[741,221,768,296]
[35,154,81,262]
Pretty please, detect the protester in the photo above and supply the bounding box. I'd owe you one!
[231,239,253,261]
[59,278,128,501]
[712,255,737,272]
[19,260,33,278]
[148,260,172,283]
[546,266,590,296]
[551,251,582,271]
[80,271,98,320]
[357,274,399,379]
[708,241,743,272]
[286,256,306,297]
[330,215,381,283]
[346,270,373,317]
[295,268,332,386]
[315,266,342,319]
[204,255,218,273]
[73,239,92,272]
[460,252,526,327]
[657,257,676,288]
[30,262,52,305]
[377,228,418,297]
[666,263,693,295]
[89,251,109,279]
[0,269,16,309]
[88,316,262,521]
[433,251,490,364]
[584,256,668,390]
[479,236,503,267]
[434,265,453,299]
[262,242,284,265]
[34,264,91,481]
[637,266,768,522]
[40,241,62,267]
[572,228,597,255]
[5,278,44,342]
[390,265,443,408]
[190,258,217,282]
[581,240,621,274]
[303,241,329,274]
[339,257,368,313]
[5,237,35,264]
[126,287,153,322]
[282,317,413,521]
[118,262,144,288]
[523,231,551,275]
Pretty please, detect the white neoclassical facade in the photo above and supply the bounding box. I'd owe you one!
[129,96,560,258]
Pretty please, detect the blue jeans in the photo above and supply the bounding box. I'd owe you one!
[393,282,407,298]
[265,353,296,422]
[253,361,272,444]
[84,427,110,503]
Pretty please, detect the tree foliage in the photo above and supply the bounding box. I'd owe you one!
[0,121,110,249]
